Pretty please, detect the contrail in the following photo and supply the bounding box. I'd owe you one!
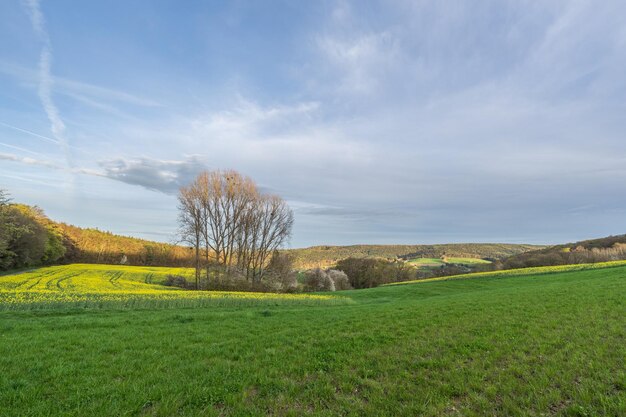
[0,141,47,157]
[22,0,72,168]
[0,121,59,144]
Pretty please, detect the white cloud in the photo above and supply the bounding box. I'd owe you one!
[0,152,59,169]
[193,98,320,136]
[98,156,208,194]
[316,30,402,94]
[0,151,208,195]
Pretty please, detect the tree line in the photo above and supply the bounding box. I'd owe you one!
[178,170,294,288]
[496,235,626,270]
[57,223,192,266]
[0,191,66,270]
[0,189,194,270]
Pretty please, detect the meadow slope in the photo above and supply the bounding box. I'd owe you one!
[0,263,624,416]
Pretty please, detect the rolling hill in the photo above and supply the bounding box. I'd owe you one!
[286,243,543,269]
[3,204,544,271]
[0,261,624,415]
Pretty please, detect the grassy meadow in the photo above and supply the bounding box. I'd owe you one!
[0,263,625,416]
[406,257,492,268]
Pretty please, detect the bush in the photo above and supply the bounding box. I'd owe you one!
[304,268,334,291]
[265,272,298,293]
[327,269,352,290]
[335,258,415,289]
[162,275,190,289]
[303,268,354,292]
[265,251,299,292]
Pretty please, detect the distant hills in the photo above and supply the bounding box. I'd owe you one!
[285,243,543,269]
[59,221,543,270]
[9,202,624,272]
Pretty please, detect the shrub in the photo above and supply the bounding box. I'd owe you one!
[327,269,352,290]
[263,272,298,292]
[162,275,190,289]
[304,268,334,292]
[303,268,355,292]
[265,251,299,292]
[335,257,415,289]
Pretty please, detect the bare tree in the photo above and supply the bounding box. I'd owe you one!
[197,170,258,280]
[241,194,294,282]
[178,170,293,288]
[178,184,203,288]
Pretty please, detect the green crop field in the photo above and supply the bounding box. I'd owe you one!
[407,257,492,268]
[445,257,491,265]
[1,262,625,416]
[407,257,445,267]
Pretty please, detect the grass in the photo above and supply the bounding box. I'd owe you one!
[407,257,445,267]
[388,259,626,286]
[445,257,491,265]
[407,257,491,268]
[0,263,625,416]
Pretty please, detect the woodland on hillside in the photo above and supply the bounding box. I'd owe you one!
[286,243,543,269]
[496,235,626,269]
[0,195,66,270]
[0,190,190,270]
[3,185,626,291]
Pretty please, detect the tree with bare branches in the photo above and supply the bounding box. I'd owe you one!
[178,170,293,287]
[177,184,203,288]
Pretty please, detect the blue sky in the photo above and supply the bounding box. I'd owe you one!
[1,0,625,247]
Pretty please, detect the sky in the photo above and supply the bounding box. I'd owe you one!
[0,0,625,248]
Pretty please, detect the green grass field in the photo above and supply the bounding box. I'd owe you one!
[407,257,492,268]
[0,263,625,416]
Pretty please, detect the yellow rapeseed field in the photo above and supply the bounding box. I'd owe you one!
[0,264,347,310]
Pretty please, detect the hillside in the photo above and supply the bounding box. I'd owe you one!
[0,200,194,270]
[59,224,544,270]
[57,223,192,267]
[1,262,624,415]
[59,225,542,270]
[2,203,543,271]
[287,243,543,269]
[500,234,626,269]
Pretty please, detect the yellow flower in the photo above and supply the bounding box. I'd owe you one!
[0,264,349,311]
